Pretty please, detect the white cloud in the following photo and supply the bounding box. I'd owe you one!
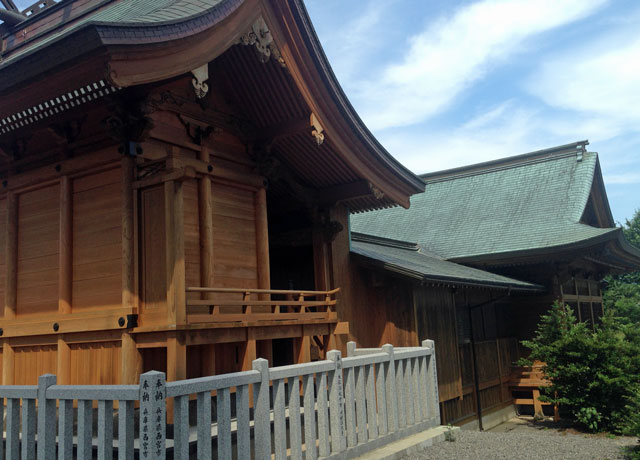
[379,101,547,173]
[527,36,640,137]
[605,172,640,185]
[353,0,608,131]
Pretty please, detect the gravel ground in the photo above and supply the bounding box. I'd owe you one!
[403,417,639,460]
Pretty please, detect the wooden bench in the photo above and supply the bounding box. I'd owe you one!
[510,363,559,421]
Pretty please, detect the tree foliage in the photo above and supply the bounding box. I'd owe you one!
[603,209,640,325]
[521,302,640,434]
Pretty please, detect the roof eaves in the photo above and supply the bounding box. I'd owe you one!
[452,226,621,264]
[351,246,544,293]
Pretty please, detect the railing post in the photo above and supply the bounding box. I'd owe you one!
[346,341,357,357]
[422,340,441,424]
[139,371,166,460]
[327,350,346,453]
[382,344,399,432]
[37,374,56,460]
[253,358,271,460]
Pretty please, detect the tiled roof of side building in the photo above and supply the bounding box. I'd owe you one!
[351,142,623,261]
[351,233,542,291]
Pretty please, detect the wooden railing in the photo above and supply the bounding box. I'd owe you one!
[185,287,340,324]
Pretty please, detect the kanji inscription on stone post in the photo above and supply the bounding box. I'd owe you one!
[140,371,166,460]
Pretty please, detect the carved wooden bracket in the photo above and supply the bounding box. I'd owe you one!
[191,64,209,99]
[237,17,286,67]
[177,114,221,145]
[103,97,154,156]
[310,113,324,146]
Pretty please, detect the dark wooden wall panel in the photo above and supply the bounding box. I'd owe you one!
[141,186,167,313]
[414,286,461,402]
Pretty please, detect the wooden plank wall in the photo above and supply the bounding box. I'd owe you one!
[140,186,167,314]
[211,182,258,291]
[69,341,122,385]
[72,167,123,311]
[346,264,415,349]
[16,184,60,316]
[13,345,57,385]
[414,286,462,403]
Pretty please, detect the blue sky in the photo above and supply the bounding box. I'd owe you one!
[305,0,640,224]
[7,0,640,223]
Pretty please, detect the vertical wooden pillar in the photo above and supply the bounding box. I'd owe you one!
[121,333,142,384]
[243,331,257,371]
[4,192,17,320]
[121,157,142,384]
[294,335,310,364]
[165,179,186,326]
[254,187,270,291]
[57,178,73,386]
[166,333,187,423]
[328,205,350,351]
[312,230,330,291]
[2,342,14,385]
[57,338,71,385]
[122,156,136,311]
[198,148,214,291]
[58,176,72,314]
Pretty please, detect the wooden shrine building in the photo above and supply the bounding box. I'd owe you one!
[350,141,640,425]
[0,0,425,386]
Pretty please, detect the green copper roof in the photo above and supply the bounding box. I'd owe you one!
[351,234,541,291]
[0,0,227,67]
[351,146,618,261]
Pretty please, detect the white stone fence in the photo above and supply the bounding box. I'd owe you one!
[0,340,440,460]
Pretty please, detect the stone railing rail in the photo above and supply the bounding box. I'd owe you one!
[0,340,440,460]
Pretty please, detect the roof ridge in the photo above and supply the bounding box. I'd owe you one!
[351,232,419,251]
[421,141,589,184]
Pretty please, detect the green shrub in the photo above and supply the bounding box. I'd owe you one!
[521,301,640,434]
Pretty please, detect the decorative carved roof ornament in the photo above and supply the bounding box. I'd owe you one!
[368,182,385,200]
[310,113,324,146]
[237,17,286,67]
[191,64,209,99]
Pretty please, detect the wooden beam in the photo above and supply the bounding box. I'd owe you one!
[58,176,72,314]
[4,192,17,320]
[165,179,186,326]
[255,187,270,291]
[122,157,136,312]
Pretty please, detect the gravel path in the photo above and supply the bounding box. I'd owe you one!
[403,419,639,460]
